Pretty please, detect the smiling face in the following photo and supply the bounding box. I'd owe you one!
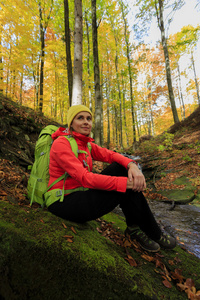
[71,111,92,136]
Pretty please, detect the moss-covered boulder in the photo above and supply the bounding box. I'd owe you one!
[156,176,196,204]
[0,201,200,300]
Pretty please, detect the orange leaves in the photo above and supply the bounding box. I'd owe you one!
[62,224,77,243]
[162,279,172,289]
[96,218,199,298]
[62,222,67,229]
[0,189,7,196]
[177,278,200,300]
[0,159,29,205]
[125,255,137,267]
[71,226,77,234]
[63,235,74,243]
[141,253,154,262]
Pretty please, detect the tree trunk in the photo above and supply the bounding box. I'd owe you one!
[106,79,110,148]
[114,105,118,146]
[71,0,83,106]
[122,77,129,148]
[85,12,92,112]
[120,1,136,142]
[64,0,73,106]
[0,35,3,94]
[156,0,179,124]
[191,51,200,105]
[177,62,185,118]
[19,72,23,105]
[114,43,123,149]
[91,0,102,145]
[38,2,45,113]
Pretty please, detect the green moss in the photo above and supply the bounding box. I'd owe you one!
[0,201,199,300]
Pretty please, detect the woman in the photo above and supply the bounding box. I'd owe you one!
[48,105,176,252]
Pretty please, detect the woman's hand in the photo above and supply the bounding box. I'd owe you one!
[126,163,146,192]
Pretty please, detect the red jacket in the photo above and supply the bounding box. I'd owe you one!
[48,127,134,194]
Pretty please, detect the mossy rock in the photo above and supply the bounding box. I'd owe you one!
[157,176,196,204]
[0,201,200,300]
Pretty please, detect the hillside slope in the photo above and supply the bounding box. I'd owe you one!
[0,96,200,300]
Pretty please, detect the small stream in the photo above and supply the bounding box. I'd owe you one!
[149,200,200,259]
[114,202,200,259]
[117,155,200,259]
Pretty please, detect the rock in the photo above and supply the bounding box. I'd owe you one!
[1,201,200,300]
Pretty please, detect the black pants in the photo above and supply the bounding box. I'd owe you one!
[48,163,162,240]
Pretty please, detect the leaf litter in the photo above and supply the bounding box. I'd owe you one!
[96,218,200,299]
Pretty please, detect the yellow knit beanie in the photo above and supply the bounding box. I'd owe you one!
[67,105,92,128]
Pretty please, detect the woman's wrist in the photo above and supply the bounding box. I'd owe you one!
[127,161,138,169]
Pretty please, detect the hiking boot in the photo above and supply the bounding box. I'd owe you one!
[155,233,176,250]
[125,227,160,253]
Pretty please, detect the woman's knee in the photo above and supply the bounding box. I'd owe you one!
[101,162,128,177]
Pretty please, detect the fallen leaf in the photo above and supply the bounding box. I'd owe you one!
[185,278,195,289]
[171,268,184,283]
[177,283,187,292]
[67,238,73,243]
[125,255,137,267]
[96,227,102,233]
[71,226,77,234]
[63,235,73,239]
[62,222,67,229]
[141,254,154,262]
[0,190,7,196]
[123,239,132,248]
[163,279,172,289]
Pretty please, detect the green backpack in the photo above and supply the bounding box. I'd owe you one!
[27,125,91,208]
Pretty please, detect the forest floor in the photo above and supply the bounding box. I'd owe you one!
[1,96,200,299]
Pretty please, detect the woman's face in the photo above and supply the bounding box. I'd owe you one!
[71,111,92,136]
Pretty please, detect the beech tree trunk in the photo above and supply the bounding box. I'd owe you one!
[191,51,200,105]
[122,77,129,148]
[38,2,45,113]
[72,0,83,106]
[177,63,185,118]
[64,0,73,106]
[156,0,179,124]
[0,36,3,94]
[38,1,53,112]
[113,35,123,149]
[120,1,136,142]
[91,0,102,145]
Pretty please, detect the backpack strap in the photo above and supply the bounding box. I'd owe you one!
[65,136,79,158]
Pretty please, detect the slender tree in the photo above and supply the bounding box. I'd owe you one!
[155,0,180,123]
[91,0,102,145]
[120,1,137,142]
[134,0,183,124]
[72,0,83,105]
[38,0,54,113]
[64,0,73,106]
[84,11,92,112]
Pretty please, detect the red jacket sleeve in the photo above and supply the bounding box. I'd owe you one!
[90,143,134,168]
[50,137,132,193]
